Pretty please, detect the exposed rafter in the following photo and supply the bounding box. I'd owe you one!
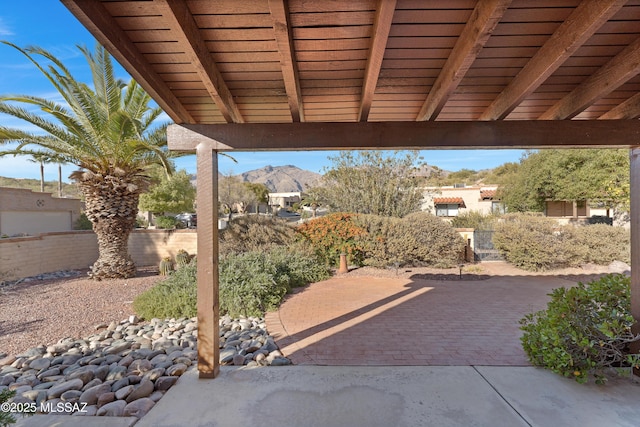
[416,0,511,122]
[269,0,304,122]
[160,0,244,123]
[539,35,640,120]
[60,0,195,124]
[167,121,640,152]
[358,0,396,122]
[599,93,640,120]
[480,0,626,121]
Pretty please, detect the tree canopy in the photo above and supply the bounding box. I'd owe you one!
[499,149,629,212]
[314,150,424,218]
[139,168,195,214]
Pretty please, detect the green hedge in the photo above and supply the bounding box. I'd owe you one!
[520,274,640,384]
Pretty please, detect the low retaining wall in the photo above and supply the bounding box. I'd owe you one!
[0,229,197,281]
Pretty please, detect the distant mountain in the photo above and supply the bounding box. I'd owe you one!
[240,165,322,192]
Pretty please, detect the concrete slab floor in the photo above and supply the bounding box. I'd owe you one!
[477,366,640,427]
[13,414,137,427]
[137,366,529,427]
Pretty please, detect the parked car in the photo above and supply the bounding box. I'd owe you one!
[175,212,197,228]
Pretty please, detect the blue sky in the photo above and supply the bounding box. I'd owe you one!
[0,1,525,182]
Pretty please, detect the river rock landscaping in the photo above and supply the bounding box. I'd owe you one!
[0,315,290,420]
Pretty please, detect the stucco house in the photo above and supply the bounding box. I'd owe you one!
[422,185,502,218]
[0,187,82,237]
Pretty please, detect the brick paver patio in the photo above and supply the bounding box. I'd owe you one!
[265,269,598,366]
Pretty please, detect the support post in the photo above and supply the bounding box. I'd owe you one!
[196,144,220,378]
[630,148,640,364]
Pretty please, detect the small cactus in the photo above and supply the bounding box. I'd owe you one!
[159,256,174,276]
[175,249,191,268]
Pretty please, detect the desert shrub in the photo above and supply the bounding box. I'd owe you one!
[573,224,630,265]
[354,212,465,268]
[219,215,296,256]
[450,210,497,230]
[73,213,93,230]
[520,274,640,384]
[155,215,180,229]
[296,212,367,266]
[219,251,289,317]
[219,247,328,317]
[264,245,331,288]
[0,389,16,427]
[134,247,328,319]
[493,213,582,271]
[133,261,197,320]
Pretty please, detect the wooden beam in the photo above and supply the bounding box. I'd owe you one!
[167,120,640,152]
[599,93,640,120]
[61,0,195,124]
[630,147,640,360]
[417,0,511,121]
[195,143,220,378]
[269,0,304,122]
[358,0,397,122]
[160,0,244,123]
[480,0,626,121]
[539,34,640,120]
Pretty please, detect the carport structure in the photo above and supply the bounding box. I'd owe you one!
[61,0,640,378]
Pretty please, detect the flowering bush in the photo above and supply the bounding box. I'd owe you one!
[296,213,367,266]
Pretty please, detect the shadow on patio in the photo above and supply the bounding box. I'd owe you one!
[265,267,611,366]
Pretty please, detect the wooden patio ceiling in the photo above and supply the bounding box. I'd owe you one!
[61,0,640,150]
[61,0,640,379]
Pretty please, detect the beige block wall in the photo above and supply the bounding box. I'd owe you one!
[0,229,197,281]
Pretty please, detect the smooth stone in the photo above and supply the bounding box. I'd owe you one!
[148,390,165,402]
[110,377,130,392]
[12,384,32,394]
[270,357,292,366]
[61,389,83,401]
[79,383,112,405]
[38,367,61,379]
[67,369,95,385]
[106,366,127,381]
[123,397,155,418]
[220,349,235,364]
[94,365,110,381]
[129,359,153,373]
[81,378,103,391]
[0,355,17,366]
[166,363,188,376]
[104,341,131,355]
[115,385,135,400]
[47,378,84,399]
[96,391,116,408]
[28,358,51,371]
[154,376,178,391]
[125,379,154,403]
[142,368,165,382]
[33,382,55,390]
[96,399,126,416]
[232,355,246,366]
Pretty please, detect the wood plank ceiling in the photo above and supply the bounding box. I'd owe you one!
[62,0,640,129]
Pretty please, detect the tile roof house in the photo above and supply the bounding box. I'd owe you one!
[423,185,502,218]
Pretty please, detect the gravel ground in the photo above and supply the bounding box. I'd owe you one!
[0,267,162,357]
[0,261,616,359]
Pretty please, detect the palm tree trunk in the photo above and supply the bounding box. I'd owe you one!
[76,172,141,279]
[58,164,62,197]
[40,160,44,192]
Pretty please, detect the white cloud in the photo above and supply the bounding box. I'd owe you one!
[0,18,14,36]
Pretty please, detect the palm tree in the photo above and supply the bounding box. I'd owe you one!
[0,42,171,280]
[27,151,65,195]
[301,191,322,218]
